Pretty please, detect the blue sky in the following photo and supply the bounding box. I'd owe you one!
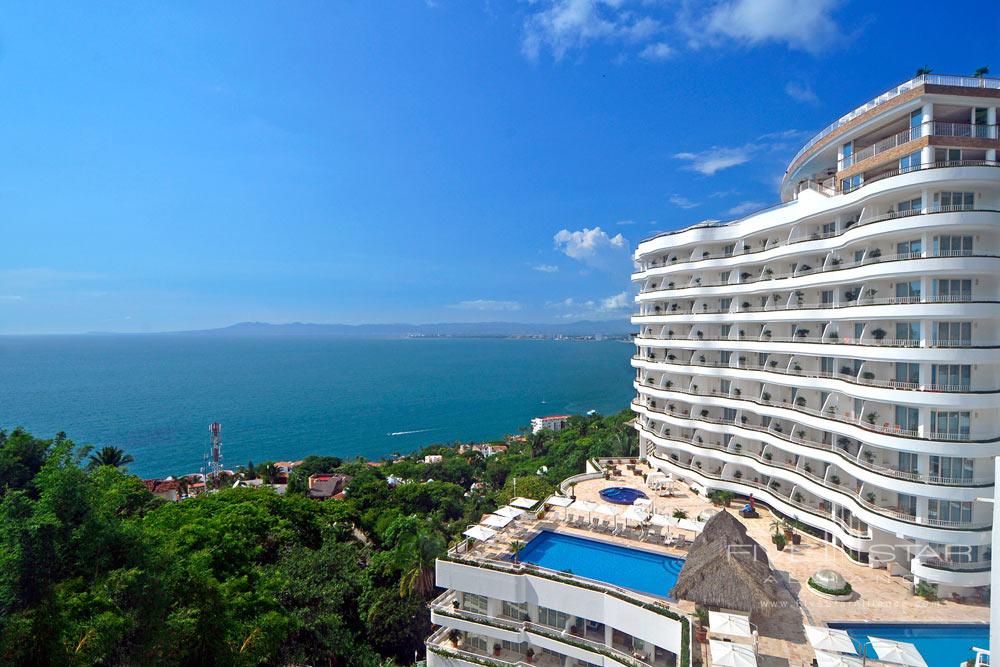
[1,1,997,334]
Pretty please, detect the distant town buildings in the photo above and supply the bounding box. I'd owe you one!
[307,473,352,500]
[143,478,180,502]
[531,414,570,434]
[458,442,508,457]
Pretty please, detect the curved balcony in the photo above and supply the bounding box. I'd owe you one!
[910,558,991,588]
[634,206,1000,277]
[632,382,997,447]
[638,418,993,501]
[641,440,991,538]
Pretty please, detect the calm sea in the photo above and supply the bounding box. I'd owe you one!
[0,336,636,478]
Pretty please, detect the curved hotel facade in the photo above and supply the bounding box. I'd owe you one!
[632,74,1000,594]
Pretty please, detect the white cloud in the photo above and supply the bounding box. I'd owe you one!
[533,264,560,273]
[521,0,665,61]
[639,41,672,61]
[726,201,764,216]
[784,80,818,104]
[673,145,753,175]
[0,295,24,302]
[548,291,632,319]
[669,194,699,209]
[601,291,630,310]
[553,226,629,270]
[448,299,523,311]
[704,0,843,54]
[616,219,636,226]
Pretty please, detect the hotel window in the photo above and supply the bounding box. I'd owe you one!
[724,244,735,257]
[929,455,974,483]
[720,351,732,364]
[894,406,918,432]
[820,290,833,305]
[934,148,962,163]
[894,362,919,385]
[537,606,570,630]
[895,239,921,255]
[934,191,974,210]
[895,280,921,300]
[502,601,528,621]
[933,279,971,300]
[821,221,836,235]
[931,364,970,389]
[723,407,737,422]
[842,141,853,159]
[463,593,488,615]
[934,321,971,346]
[933,234,973,256]
[975,107,988,125]
[820,357,834,375]
[931,410,970,438]
[720,298,732,310]
[758,352,768,366]
[720,271,731,283]
[897,198,922,214]
[927,499,972,524]
[898,493,917,516]
[841,174,861,192]
[720,379,731,393]
[466,635,489,652]
[898,451,918,474]
[910,109,922,129]
[854,322,864,339]
[720,324,732,337]
[899,151,921,172]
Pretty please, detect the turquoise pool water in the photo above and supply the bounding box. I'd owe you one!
[829,622,988,666]
[599,486,648,505]
[516,531,684,598]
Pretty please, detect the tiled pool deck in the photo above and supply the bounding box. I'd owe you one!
[461,462,989,666]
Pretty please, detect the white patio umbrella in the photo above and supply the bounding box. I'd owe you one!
[709,612,754,640]
[634,497,653,509]
[546,496,573,507]
[708,639,756,667]
[569,499,597,522]
[677,518,705,533]
[804,626,858,655]
[869,637,927,666]
[463,525,496,541]
[623,505,650,525]
[813,650,863,667]
[510,497,538,509]
[495,506,525,519]
[481,514,514,529]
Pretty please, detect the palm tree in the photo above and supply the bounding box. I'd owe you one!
[509,540,526,564]
[87,446,134,470]
[915,66,932,76]
[397,525,446,598]
[973,66,990,78]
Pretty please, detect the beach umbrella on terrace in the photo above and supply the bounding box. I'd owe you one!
[463,525,496,541]
[813,651,863,667]
[709,611,754,641]
[510,497,538,509]
[708,639,756,667]
[671,511,788,619]
[623,505,650,526]
[569,499,598,523]
[546,495,573,519]
[804,626,857,655]
[481,514,514,529]
[869,637,927,666]
[495,506,525,519]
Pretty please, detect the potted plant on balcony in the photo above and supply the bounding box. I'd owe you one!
[449,629,462,647]
[871,328,887,341]
[510,540,526,564]
[795,397,807,407]
[866,492,876,503]
[763,452,773,461]
[796,429,806,439]
[861,371,875,380]
[804,463,812,473]
[673,509,688,520]
[772,531,787,551]
[694,606,710,642]
[734,470,743,479]
[864,412,879,425]
[761,391,771,402]
[830,475,841,485]
[525,648,535,663]
[452,599,460,610]
[793,492,804,503]
[493,643,502,656]
[570,624,579,636]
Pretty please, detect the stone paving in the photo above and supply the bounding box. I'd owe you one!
[472,461,989,666]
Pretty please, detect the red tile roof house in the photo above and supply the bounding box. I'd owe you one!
[272,460,304,484]
[143,479,180,502]
[306,474,352,500]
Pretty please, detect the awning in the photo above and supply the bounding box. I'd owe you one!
[676,518,705,533]
[510,497,538,509]
[495,506,525,518]
[546,496,573,507]
[633,497,653,508]
[804,626,857,655]
[463,525,496,541]
[709,611,754,640]
[593,503,620,517]
[814,651,863,667]
[649,514,673,527]
[708,639,756,667]
[570,500,598,512]
[869,637,927,666]
[481,514,514,528]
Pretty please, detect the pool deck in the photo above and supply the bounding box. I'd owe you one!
[466,462,989,666]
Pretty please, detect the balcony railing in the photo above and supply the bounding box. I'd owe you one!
[634,206,1000,274]
[788,73,1000,169]
[839,122,998,170]
[635,333,994,350]
[843,159,1000,194]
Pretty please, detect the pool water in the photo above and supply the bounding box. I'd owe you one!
[516,531,684,598]
[599,486,648,505]
[829,622,988,666]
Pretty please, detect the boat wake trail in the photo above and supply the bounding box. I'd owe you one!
[387,428,440,437]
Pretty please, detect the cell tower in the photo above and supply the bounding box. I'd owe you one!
[206,422,223,486]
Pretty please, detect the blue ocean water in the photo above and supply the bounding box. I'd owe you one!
[0,336,635,478]
[516,530,685,598]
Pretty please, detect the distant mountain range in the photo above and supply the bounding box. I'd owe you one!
[173,320,633,338]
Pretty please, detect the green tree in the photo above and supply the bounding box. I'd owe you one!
[86,446,134,470]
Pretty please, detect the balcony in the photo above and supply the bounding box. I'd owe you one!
[842,158,1000,194]
[839,122,998,170]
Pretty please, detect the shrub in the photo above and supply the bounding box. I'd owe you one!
[808,577,852,596]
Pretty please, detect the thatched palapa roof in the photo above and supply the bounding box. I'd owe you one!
[670,510,788,617]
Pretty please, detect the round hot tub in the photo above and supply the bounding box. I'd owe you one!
[599,486,649,505]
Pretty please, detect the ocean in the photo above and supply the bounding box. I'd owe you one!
[0,335,636,478]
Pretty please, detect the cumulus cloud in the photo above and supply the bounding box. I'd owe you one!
[448,299,523,311]
[521,0,665,61]
[547,291,632,319]
[533,264,560,273]
[673,146,753,176]
[553,226,629,270]
[639,42,672,61]
[601,291,630,310]
[669,194,699,209]
[726,201,764,216]
[703,0,844,54]
[616,219,636,226]
[784,80,819,104]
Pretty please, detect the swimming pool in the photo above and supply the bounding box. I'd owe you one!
[599,486,648,505]
[516,530,684,598]
[829,622,988,665]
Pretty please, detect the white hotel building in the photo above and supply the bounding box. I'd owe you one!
[632,74,1000,596]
